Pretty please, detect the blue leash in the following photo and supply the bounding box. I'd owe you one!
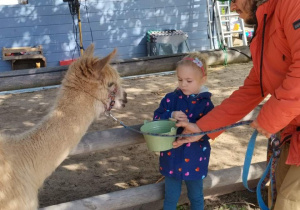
[242,129,258,193]
[243,130,281,210]
[106,112,253,137]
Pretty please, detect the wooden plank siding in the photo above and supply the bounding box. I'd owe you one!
[0,0,210,72]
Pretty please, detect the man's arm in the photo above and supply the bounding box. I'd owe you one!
[197,67,266,139]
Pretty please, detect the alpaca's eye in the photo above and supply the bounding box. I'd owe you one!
[108,82,114,87]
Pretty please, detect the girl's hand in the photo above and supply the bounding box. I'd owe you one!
[250,119,272,138]
[172,111,188,122]
[173,121,203,148]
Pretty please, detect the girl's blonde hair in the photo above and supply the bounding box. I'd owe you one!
[177,52,207,76]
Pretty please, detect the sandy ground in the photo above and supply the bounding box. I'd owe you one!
[0,61,268,208]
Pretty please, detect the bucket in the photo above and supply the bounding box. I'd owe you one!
[140,120,177,152]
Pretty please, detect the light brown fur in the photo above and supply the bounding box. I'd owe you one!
[0,44,126,210]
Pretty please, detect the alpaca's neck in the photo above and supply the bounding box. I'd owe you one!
[20,89,102,187]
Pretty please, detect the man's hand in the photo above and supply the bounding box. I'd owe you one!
[173,121,203,148]
[250,119,272,138]
[172,111,188,122]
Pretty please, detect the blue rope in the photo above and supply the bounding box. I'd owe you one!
[118,119,253,137]
[243,131,280,210]
[256,157,273,210]
[242,129,258,192]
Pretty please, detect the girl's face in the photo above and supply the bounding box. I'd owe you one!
[176,65,207,96]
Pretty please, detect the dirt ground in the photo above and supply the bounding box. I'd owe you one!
[0,61,268,208]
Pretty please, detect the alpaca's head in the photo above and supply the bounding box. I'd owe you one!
[62,44,127,115]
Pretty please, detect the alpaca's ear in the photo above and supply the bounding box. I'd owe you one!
[93,49,117,72]
[83,44,95,57]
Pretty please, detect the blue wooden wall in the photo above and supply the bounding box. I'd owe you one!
[0,0,210,72]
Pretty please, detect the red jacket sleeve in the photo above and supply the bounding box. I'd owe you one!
[196,67,266,139]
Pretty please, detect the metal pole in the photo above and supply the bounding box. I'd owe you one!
[207,0,214,49]
[76,1,84,56]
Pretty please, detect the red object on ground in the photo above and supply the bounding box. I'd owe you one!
[59,59,76,66]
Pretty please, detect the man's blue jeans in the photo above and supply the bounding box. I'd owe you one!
[164,176,204,210]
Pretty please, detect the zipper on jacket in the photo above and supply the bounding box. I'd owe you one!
[259,14,267,97]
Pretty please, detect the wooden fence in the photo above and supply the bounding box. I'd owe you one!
[0,46,251,92]
[40,124,266,210]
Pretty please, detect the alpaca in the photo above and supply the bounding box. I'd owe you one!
[0,44,127,210]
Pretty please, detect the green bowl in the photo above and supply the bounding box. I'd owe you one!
[140,120,177,152]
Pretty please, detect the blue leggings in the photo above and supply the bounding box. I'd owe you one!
[164,176,204,210]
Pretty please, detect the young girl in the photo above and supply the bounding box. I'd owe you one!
[153,52,214,210]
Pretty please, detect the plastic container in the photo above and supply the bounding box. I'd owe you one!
[140,120,177,151]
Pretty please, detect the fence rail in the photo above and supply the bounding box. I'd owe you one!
[0,46,251,91]
[40,121,265,210]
